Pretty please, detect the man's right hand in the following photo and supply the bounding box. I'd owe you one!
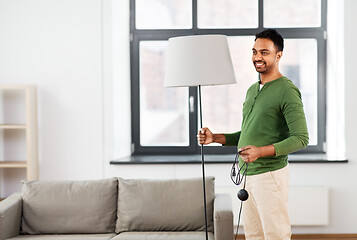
[197,127,214,145]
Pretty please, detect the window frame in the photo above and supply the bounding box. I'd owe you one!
[130,0,327,156]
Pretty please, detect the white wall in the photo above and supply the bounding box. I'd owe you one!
[0,0,356,234]
[0,0,104,187]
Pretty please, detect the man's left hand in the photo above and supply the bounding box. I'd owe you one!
[239,144,276,163]
[239,145,262,163]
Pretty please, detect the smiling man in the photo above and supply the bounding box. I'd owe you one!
[197,29,309,239]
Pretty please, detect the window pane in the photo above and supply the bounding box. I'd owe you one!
[140,41,189,146]
[264,0,321,28]
[198,0,258,28]
[201,37,317,147]
[201,36,257,146]
[281,39,318,145]
[136,0,192,29]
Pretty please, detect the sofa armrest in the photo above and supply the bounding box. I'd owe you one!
[0,193,22,240]
[213,194,234,240]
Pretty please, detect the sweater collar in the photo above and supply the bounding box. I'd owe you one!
[258,76,286,86]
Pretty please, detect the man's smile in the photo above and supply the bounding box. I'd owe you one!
[254,61,265,67]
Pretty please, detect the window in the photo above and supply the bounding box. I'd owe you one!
[131,0,327,155]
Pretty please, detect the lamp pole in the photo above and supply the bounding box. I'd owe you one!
[198,85,209,240]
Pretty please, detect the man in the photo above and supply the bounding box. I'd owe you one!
[197,29,309,240]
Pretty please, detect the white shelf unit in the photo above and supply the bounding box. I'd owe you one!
[0,85,38,197]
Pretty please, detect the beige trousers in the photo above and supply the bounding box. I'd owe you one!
[242,165,291,240]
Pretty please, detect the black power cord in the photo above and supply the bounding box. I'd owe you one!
[230,151,249,240]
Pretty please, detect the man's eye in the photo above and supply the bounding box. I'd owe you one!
[262,52,268,55]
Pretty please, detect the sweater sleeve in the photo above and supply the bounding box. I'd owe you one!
[273,87,309,156]
[223,131,241,146]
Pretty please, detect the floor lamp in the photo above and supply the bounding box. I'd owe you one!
[164,35,236,240]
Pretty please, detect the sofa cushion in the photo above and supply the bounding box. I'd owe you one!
[21,178,118,234]
[111,232,214,240]
[115,177,215,233]
[7,233,117,240]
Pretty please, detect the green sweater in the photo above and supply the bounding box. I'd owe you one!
[224,77,309,175]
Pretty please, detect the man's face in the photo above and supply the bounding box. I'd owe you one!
[252,38,282,74]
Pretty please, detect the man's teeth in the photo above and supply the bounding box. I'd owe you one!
[256,62,264,66]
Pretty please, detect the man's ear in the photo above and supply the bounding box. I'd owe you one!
[276,51,283,62]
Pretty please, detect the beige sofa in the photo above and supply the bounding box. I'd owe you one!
[0,177,233,240]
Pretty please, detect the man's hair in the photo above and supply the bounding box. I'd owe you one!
[255,29,284,52]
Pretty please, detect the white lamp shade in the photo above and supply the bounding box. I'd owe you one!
[164,35,236,87]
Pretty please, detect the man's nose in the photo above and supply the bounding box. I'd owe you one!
[254,54,262,61]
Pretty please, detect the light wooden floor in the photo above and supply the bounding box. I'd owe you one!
[236,234,357,240]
